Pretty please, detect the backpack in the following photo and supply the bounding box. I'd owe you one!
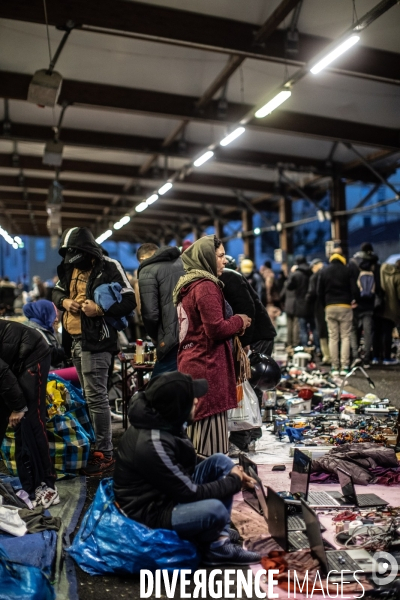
[357,270,375,298]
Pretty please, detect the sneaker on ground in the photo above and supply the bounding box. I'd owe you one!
[331,369,340,376]
[228,443,241,459]
[371,358,380,365]
[363,362,370,369]
[247,441,256,454]
[34,482,47,504]
[382,358,399,366]
[81,451,116,476]
[41,486,60,509]
[340,368,349,376]
[228,528,241,544]
[110,409,123,422]
[203,541,261,566]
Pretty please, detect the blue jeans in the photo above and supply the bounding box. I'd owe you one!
[151,346,178,378]
[171,453,235,544]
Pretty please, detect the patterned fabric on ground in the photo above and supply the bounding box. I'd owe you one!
[187,411,229,458]
[261,550,372,595]
[1,374,94,477]
[310,466,400,486]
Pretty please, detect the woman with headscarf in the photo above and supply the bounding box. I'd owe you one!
[23,299,66,368]
[173,235,251,458]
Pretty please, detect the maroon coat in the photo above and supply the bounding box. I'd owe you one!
[177,279,243,421]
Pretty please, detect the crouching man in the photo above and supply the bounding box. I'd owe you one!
[113,371,261,565]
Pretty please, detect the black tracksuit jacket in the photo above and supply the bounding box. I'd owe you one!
[113,395,242,529]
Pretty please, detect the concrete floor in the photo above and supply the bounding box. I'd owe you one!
[74,363,399,600]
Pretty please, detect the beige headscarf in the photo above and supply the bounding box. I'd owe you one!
[173,235,223,305]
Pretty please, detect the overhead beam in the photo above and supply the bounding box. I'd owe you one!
[1,72,399,149]
[0,123,331,179]
[1,2,399,85]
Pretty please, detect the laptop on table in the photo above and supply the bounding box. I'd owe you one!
[301,499,379,575]
[335,468,388,508]
[249,468,308,532]
[291,449,341,507]
[266,486,309,551]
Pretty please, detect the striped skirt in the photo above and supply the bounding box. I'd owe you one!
[187,411,229,458]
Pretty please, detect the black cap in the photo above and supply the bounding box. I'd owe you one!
[145,371,208,425]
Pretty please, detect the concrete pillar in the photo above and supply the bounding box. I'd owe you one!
[278,196,293,271]
[242,210,254,261]
[331,176,347,256]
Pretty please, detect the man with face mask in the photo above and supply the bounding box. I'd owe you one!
[113,371,261,566]
[53,227,136,475]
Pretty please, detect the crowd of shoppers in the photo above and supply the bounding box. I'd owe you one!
[1,228,399,566]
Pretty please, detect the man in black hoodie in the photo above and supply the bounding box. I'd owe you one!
[53,227,136,475]
[137,243,185,376]
[113,371,260,566]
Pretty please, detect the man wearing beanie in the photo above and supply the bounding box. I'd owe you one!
[113,371,261,566]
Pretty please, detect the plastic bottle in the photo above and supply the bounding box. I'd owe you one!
[135,339,144,364]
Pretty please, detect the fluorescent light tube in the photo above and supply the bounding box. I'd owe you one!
[146,194,158,205]
[194,150,214,167]
[253,227,261,235]
[220,127,245,147]
[135,201,148,213]
[310,35,360,74]
[114,221,123,230]
[255,90,291,119]
[317,210,325,222]
[96,230,112,244]
[158,182,173,195]
[119,215,131,225]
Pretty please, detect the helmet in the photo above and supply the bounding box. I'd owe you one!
[225,255,237,270]
[248,353,281,391]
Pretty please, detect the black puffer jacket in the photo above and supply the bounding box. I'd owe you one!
[318,258,357,307]
[137,246,185,360]
[286,263,313,318]
[220,269,276,346]
[0,320,50,412]
[52,227,136,353]
[113,394,241,529]
[305,269,328,337]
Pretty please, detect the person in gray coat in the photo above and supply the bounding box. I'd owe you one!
[137,244,185,376]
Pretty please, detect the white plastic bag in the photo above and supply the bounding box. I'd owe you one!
[228,380,262,431]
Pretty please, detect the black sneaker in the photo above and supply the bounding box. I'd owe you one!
[228,528,241,544]
[81,452,115,476]
[203,541,261,566]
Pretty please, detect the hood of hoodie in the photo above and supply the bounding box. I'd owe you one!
[58,227,103,261]
[137,245,181,275]
[128,393,184,433]
[297,263,311,276]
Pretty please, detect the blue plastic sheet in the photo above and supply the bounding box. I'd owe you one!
[67,478,199,575]
[0,546,55,600]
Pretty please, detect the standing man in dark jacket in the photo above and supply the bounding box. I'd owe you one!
[240,259,266,305]
[137,243,185,376]
[53,227,136,475]
[113,371,260,566]
[0,320,58,507]
[306,259,330,364]
[287,256,319,351]
[220,263,277,454]
[348,249,377,367]
[318,252,357,376]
